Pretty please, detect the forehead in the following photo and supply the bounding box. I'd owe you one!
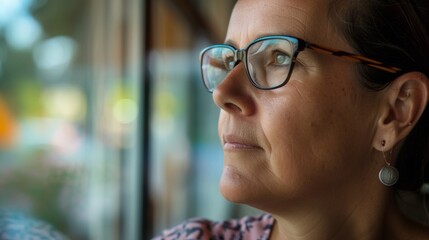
[226,0,344,48]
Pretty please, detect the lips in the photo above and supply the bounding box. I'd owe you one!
[222,134,261,150]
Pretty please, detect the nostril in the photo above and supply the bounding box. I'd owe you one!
[224,102,242,113]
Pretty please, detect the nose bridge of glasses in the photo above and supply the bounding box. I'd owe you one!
[234,48,246,66]
[236,48,246,60]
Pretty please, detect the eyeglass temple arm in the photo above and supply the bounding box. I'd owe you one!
[306,43,402,74]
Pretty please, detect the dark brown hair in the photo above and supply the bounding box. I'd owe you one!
[329,0,429,191]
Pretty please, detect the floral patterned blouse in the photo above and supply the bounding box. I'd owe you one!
[153,214,274,240]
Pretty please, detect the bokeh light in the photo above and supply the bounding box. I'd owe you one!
[33,36,78,73]
[4,15,42,50]
[113,99,138,124]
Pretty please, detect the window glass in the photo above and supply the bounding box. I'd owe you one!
[0,0,142,239]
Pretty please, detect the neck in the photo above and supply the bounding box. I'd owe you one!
[269,188,429,240]
[269,182,392,240]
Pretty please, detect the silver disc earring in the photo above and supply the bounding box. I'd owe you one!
[378,140,399,187]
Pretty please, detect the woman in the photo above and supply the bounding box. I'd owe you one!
[155,0,429,239]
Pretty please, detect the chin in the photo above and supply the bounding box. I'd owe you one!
[219,181,246,204]
[219,178,280,214]
[219,165,307,212]
[219,165,258,204]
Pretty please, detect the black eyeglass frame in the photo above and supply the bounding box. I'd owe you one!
[200,35,403,92]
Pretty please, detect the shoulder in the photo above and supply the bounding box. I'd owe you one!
[153,214,274,240]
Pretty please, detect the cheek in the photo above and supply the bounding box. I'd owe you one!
[260,81,367,185]
[218,111,227,138]
[259,93,314,179]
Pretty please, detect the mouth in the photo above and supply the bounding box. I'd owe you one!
[222,134,261,151]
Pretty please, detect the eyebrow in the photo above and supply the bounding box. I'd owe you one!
[224,39,237,47]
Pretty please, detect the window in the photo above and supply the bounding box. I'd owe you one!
[0,0,141,239]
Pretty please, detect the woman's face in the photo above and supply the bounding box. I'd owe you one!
[214,0,382,211]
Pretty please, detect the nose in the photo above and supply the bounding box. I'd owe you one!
[212,63,256,116]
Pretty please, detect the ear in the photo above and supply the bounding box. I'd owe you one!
[372,72,429,152]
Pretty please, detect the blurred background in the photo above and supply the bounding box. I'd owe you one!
[0,0,259,239]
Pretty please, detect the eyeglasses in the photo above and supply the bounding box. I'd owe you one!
[200,35,402,92]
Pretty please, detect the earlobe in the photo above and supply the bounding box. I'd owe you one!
[372,72,429,152]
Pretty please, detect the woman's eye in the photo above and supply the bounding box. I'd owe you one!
[273,51,291,66]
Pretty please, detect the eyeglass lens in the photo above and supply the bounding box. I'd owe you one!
[201,38,297,92]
